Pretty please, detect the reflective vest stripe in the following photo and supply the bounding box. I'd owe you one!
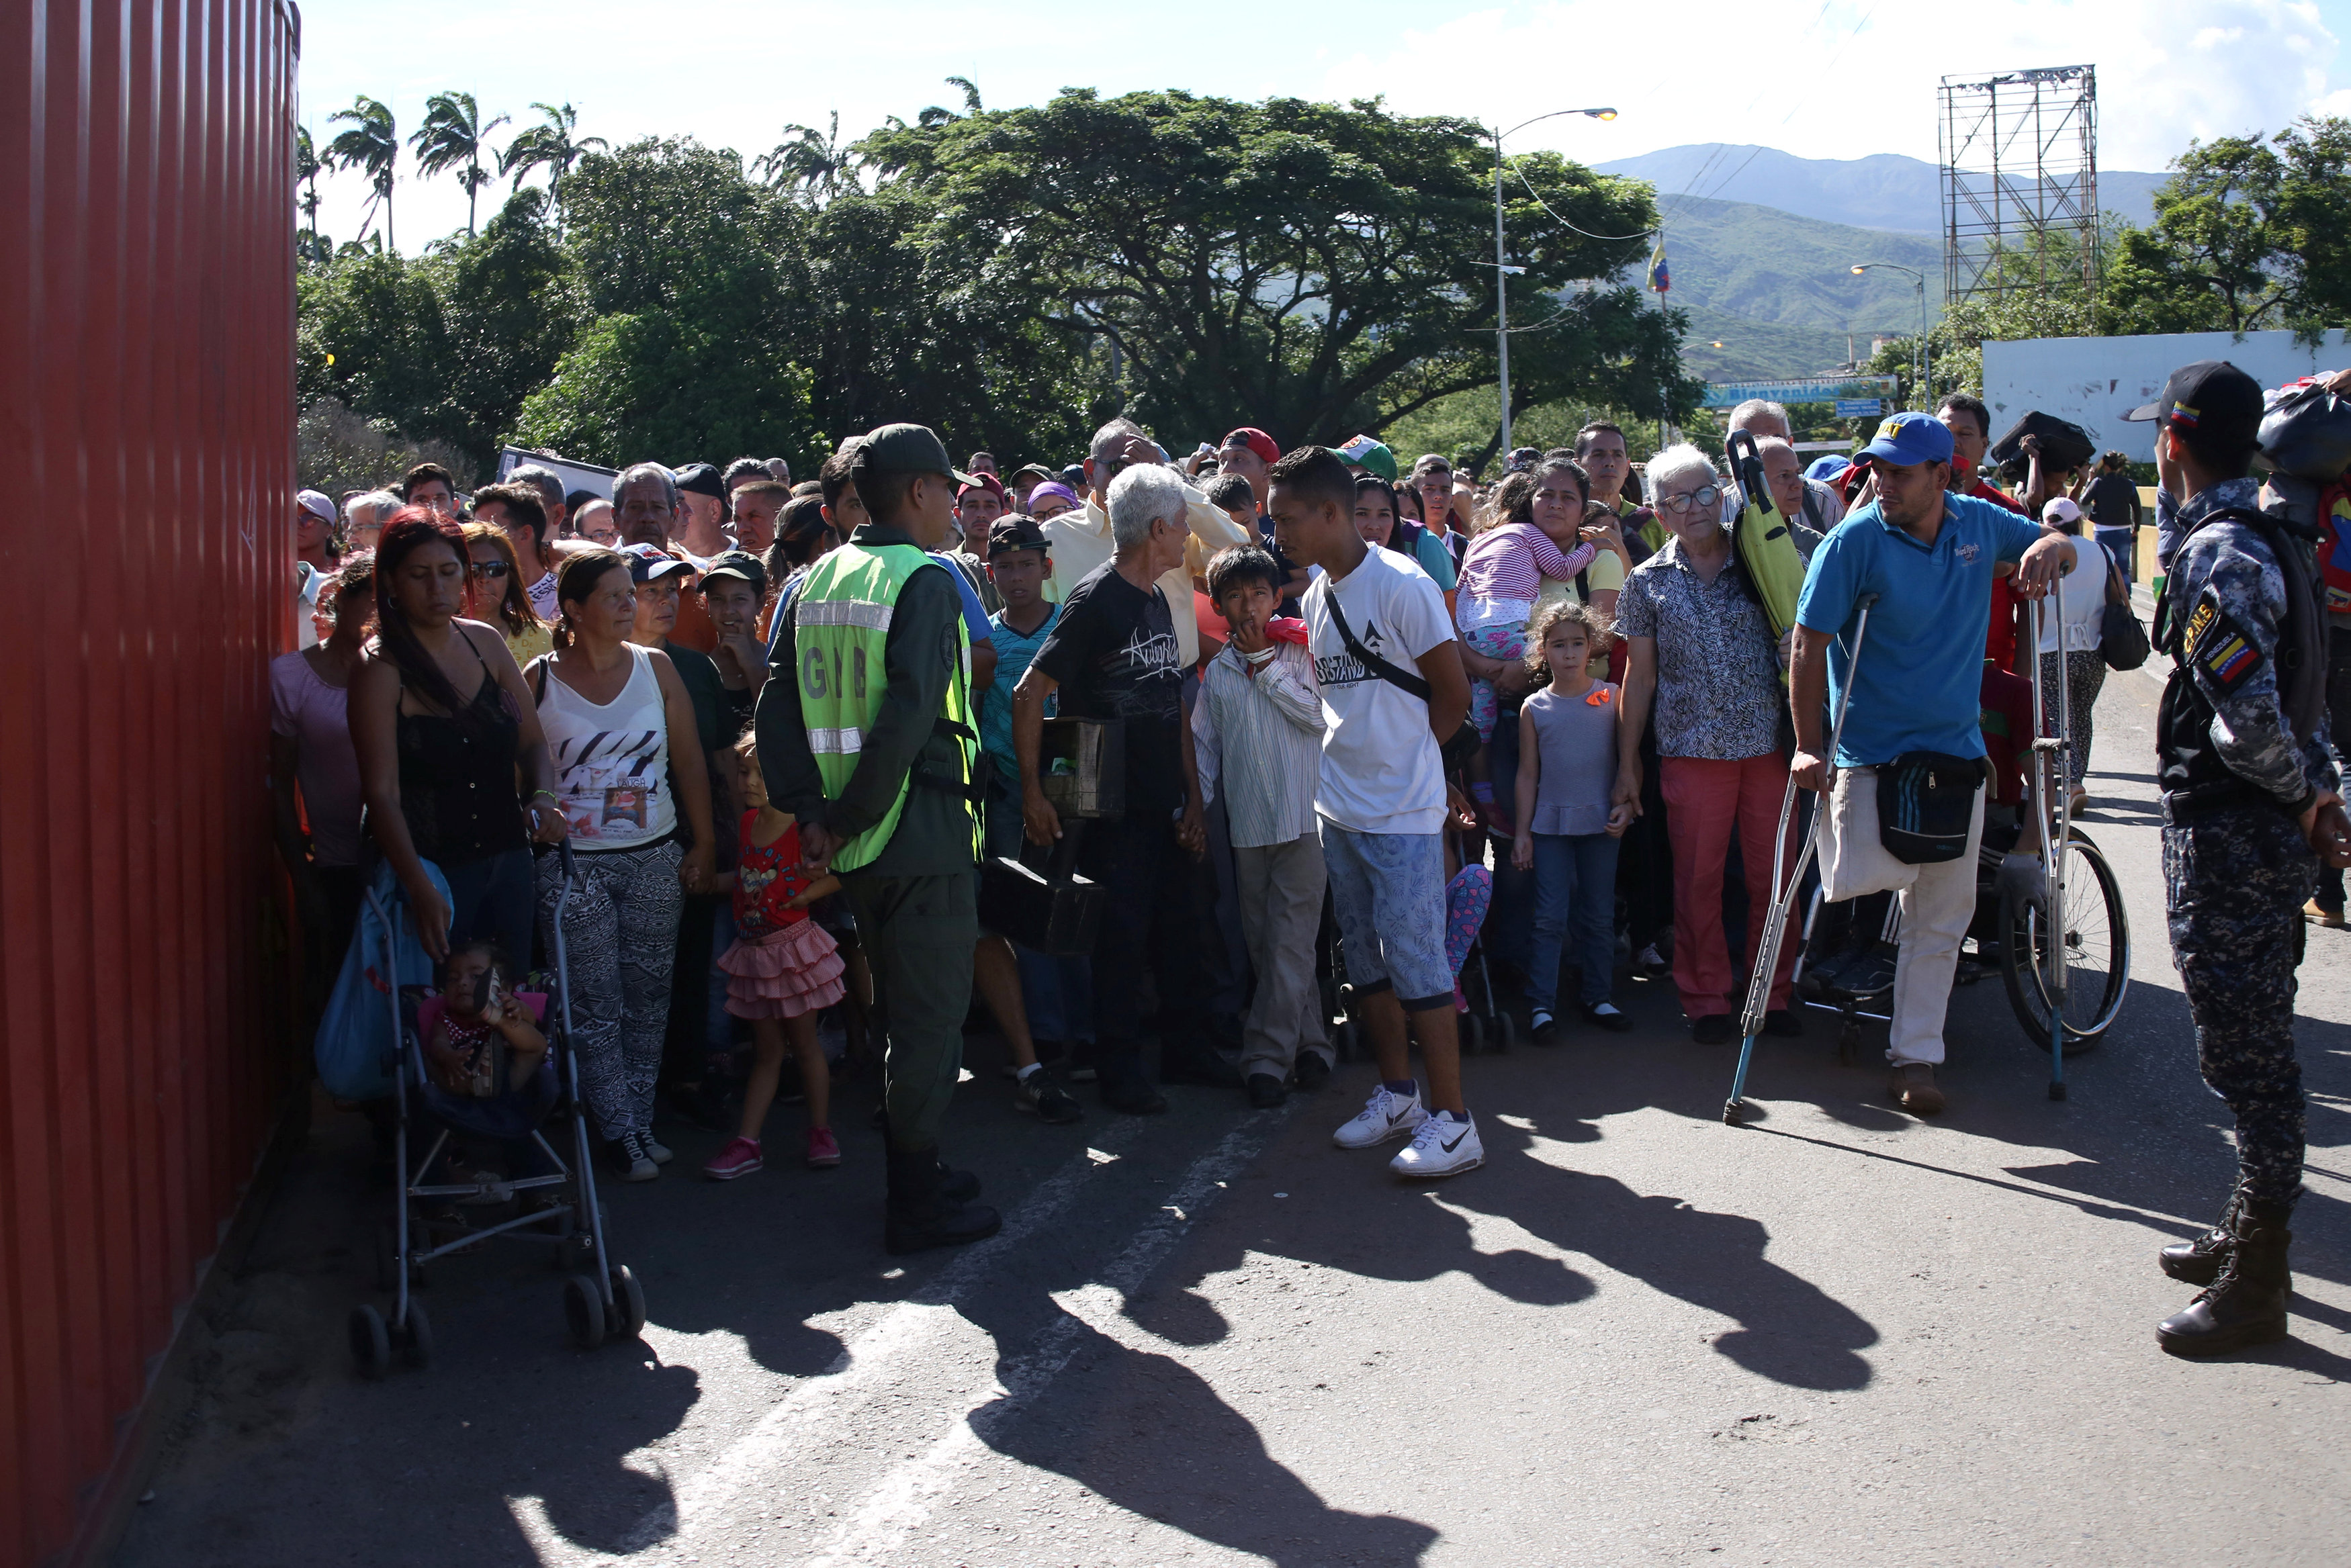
[797,598,895,632]
[807,726,864,755]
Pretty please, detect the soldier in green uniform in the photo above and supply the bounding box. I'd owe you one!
[756,424,999,1254]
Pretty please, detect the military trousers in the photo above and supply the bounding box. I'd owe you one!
[840,868,978,1154]
[2163,803,2317,1207]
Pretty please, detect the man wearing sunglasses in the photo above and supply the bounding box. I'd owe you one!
[1034,418,1251,670]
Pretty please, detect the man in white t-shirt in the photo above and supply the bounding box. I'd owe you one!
[1269,445,1482,1178]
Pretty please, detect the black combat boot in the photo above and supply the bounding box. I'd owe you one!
[937,1158,981,1204]
[885,1145,1001,1256]
[2156,1197,2293,1357]
[2159,1187,2243,1287]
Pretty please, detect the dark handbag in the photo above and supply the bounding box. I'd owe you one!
[1876,751,1984,865]
[1323,584,1481,771]
[978,826,1102,956]
[2100,600,2152,672]
[2257,379,2351,481]
[1988,410,2094,475]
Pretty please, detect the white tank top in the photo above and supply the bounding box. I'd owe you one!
[538,643,675,851]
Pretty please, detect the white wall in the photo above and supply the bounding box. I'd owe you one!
[1981,328,2351,461]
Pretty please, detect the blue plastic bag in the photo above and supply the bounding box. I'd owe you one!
[314,860,449,1099]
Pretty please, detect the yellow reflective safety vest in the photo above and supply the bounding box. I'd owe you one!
[792,541,978,874]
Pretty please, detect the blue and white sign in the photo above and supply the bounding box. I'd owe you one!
[1702,375,1900,410]
[1834,398,1883,417]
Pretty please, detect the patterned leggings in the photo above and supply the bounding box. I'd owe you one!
[2037,649,2105,790]
[1464,623,1527,743]
[538,840,684,1140]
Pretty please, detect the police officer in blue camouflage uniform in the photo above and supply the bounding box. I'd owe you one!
[2131,361,2351,1356]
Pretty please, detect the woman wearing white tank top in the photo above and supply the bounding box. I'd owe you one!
[530,550,715,1180]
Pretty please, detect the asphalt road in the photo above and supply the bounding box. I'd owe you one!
[119,667,2350,1567]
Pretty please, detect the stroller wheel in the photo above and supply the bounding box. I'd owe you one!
[557,1234,596,1274]
[348,1304,392,1379]
[1492,1013,1517,1053]
[563,1273,607,1349]
[1332,1019,1360,1063]
[398,1301,434,1370]
[1462,1013,1486,1056]
[609,1264,648,1339]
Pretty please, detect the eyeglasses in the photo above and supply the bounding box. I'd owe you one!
[1656,484,1723,516]
[470,560,512,579]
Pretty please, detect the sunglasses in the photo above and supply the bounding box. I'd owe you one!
[470,560,513,579]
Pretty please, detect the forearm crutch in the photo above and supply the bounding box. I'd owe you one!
[2026,573,2072,1099]
[1724,594,1879,1125]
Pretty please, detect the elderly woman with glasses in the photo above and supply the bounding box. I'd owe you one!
[1611,443,1802,1043]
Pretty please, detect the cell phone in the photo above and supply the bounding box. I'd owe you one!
[476,970,501,1013]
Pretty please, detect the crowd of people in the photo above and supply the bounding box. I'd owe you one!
[275,363,2348,1353]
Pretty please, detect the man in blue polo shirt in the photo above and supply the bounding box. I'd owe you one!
[1791,412,2083,1114]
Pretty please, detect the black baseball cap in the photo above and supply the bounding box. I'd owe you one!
[987,515,1051,558]
[2123,360,2263,451]
[674,462,727,500]
[700,549,767,596]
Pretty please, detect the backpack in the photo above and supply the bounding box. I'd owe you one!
[2321,475,2351,620]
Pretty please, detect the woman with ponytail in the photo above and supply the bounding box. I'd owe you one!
[349,509,568,965]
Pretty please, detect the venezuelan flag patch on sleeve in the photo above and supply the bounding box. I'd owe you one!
[2183,588,2263,696]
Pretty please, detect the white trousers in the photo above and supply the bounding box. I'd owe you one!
[1822,767,1986,1066]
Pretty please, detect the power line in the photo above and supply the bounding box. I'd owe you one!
[1511,156,1654,242]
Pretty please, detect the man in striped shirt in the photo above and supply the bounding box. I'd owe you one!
[1192,545,1331,1108]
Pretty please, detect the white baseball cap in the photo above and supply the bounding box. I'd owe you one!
[2041,496,2082,527]
[298,488,336,522]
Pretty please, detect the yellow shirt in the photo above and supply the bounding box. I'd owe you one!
[1040,480,1252,665]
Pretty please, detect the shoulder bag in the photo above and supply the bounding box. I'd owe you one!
[1323,586,1482,773]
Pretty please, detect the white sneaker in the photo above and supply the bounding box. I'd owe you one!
[642,1136,674,1165]
[1333,1082,1427,1149]
[1390,1110,1484,1179]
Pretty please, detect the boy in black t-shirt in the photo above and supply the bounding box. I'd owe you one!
[1014,465,1241,1111]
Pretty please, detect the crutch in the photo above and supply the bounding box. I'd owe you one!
[2025,571,2072,1100]
[1724,594,1879,1125]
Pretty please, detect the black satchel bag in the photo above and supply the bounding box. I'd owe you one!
[1323,588,1482,772]
[2094,549,2152,672]
[1875,751,1984,864]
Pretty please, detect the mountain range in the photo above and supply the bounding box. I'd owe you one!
[1589,144,2175,379]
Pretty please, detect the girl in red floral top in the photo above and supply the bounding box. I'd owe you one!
[703,734,846,1177]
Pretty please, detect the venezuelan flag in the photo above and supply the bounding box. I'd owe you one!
[1647,239,1670,293]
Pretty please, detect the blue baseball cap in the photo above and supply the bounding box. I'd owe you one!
[1859,411,1955,467]
[1805,455,1852,483]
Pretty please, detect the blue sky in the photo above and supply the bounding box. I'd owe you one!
[298,0,2351,250]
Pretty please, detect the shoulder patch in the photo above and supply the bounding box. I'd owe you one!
[2184,588,2262,696]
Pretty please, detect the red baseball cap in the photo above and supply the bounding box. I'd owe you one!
[956,472,1006,503]
[1220,427,1280,466]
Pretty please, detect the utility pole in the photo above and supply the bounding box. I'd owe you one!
[1489,107,1617,459]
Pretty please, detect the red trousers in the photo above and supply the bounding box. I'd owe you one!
[1660,753,1798,1019]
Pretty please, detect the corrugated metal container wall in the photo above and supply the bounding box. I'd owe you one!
[0,3,300,1562]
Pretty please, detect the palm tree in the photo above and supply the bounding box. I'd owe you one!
[754,111,854,202]
[409,91,510,236]
[324,95,399,250]
[294,125,329,261]
[500,101,606,235]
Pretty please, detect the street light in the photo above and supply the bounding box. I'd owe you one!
[1851,262,1931,412]
[1493,107,1618,451]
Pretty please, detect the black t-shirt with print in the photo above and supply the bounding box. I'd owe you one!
[1032,559,1186,815]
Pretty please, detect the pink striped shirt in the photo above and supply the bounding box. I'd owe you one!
[1455,522,1599,608]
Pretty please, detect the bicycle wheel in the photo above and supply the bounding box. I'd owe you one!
[2001,829,2129,1052]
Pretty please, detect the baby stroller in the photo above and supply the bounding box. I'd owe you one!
[348,843,646,1377]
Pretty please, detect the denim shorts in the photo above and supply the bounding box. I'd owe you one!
[1319,821,1452,1011]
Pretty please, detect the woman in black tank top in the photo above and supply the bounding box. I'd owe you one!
[352,510,568,963]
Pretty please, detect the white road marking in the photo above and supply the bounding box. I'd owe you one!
[794,1108,1296,1567]
[511,1117,1155,1563]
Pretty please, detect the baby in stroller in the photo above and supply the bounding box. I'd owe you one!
[416,942,556,1205]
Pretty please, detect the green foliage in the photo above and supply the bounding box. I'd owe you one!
[1383,385,1666,475]
[2101,116,2351,338]
[854,89,1699,448]
[410,91,509,236]
[324,95,400,250]
[500,101,608,234]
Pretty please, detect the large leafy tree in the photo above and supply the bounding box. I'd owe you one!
[410,91,510,236]
[2102,116,2351,337]
[855,90,1696,449]
[513,140,813,465]
[324,95,400,250]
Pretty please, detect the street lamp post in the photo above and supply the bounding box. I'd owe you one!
[1850,263,1930,411]
[1493,107,1616,453]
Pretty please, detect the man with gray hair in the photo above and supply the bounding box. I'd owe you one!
[613,461,718,651]
[1726,399,1845,533]
[342,489,400,553]
[1016,463,1237,1113]
[1036,418,1251,669]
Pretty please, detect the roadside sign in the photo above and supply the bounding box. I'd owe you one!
[1834,398,1883,417]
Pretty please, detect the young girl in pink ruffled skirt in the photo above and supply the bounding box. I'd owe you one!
[703,734,848,1179]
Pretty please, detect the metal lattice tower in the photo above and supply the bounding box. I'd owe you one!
[1938,66,2100,302]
